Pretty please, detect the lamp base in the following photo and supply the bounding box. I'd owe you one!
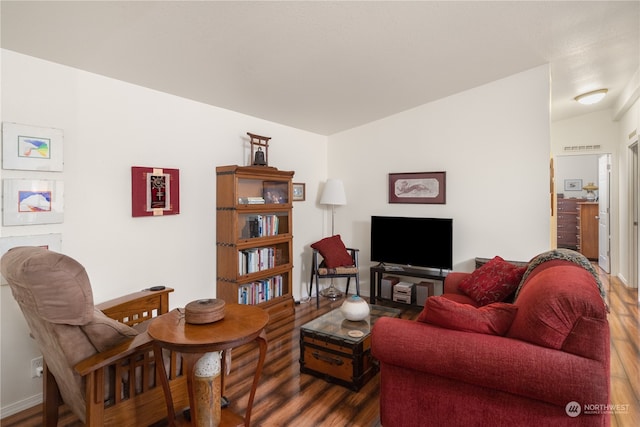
[320,285,343,300]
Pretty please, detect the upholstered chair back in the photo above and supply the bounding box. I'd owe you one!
[1,246,138,423]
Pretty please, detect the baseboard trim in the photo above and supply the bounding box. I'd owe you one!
[616,272,630,287]
[0,393,42,419]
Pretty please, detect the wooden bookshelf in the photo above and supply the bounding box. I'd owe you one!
[216,165,295,323]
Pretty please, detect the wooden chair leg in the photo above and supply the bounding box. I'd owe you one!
[43,363,60,427]
[345,278,351,296]
[355,274,360,296]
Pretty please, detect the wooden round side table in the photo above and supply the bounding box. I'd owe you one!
[148,304,269,427]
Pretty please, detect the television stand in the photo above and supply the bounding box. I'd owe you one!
[369,265,447,305]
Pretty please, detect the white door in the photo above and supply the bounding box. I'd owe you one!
[631,142,638,290]
[598,154,611,273]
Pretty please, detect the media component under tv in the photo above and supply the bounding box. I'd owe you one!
[370,216,453,271]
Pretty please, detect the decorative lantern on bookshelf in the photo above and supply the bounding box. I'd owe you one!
[248,132,270,166]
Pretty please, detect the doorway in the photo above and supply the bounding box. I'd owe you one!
[555,154,611,264]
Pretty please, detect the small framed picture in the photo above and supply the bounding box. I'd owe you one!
[389,172,446,204]
[292,183,306,201]
[564,179,582,192]
[263,181,288,204]
[2,122,64,171]
[3,179,65,225]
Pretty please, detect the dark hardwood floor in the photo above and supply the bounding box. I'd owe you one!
[2,269,638,427]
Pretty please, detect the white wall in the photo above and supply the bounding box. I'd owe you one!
[554,155,599,199]
[0,49,328,416]
[328,65,552,275]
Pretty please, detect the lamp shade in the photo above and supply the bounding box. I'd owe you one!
[320,179,347,206]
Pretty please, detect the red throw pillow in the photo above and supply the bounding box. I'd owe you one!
[457,256,526,306]
[310,235,354,268]
[417,296,518,336]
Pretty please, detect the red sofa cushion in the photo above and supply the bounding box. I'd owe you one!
[417,296,517,335]
[507,263,608,351]
[457,256,526,306]
[310,235,353,268]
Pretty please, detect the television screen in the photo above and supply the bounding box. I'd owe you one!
[370,216,453,270]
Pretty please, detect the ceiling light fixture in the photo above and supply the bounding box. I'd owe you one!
[574,89,608,105]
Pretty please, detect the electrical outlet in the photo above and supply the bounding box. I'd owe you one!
[31,356,43,378]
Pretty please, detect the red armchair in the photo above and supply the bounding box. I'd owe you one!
[372,251,610,427]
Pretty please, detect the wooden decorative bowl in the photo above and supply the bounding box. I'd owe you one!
[184,299,226,324]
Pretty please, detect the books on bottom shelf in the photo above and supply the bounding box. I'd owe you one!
[237,275,284,304]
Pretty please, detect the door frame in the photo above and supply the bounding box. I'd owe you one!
[598,154,611,273]
[629,140,639,290]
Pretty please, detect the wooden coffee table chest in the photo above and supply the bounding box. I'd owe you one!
[299,304,401,391]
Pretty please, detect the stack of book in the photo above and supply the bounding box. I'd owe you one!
[238,196,265,204]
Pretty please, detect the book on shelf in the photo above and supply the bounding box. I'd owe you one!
[238,196,266,204]
[245,215,280,238]
[237,275,284,304]
[238,246,276,275]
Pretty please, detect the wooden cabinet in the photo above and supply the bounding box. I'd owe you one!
[557,196,586,250]
[216,165,295,323]
[577,202,599,260]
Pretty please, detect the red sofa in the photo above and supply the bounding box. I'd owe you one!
[371,251,610,427]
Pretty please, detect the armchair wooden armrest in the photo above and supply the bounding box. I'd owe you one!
[68,287,187,427]
[97,287,174,326]
[74,333,153,376]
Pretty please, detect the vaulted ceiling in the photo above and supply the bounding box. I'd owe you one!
[2,1,639,135]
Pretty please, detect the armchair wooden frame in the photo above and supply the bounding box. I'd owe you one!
[309,248,360,308]
[42,288,189,427]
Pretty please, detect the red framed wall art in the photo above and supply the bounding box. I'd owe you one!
[131,166,180,217]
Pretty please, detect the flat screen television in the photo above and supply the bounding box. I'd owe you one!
[370,216,453,270]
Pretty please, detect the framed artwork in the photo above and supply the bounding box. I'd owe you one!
[131,166,180,217]
[262,181,288,204]
[564,179,582,192]
[0,233,62,285]
[292,183,306,201]
[2,180,65,225]
[389,171,446,204]
[2,122,64,171]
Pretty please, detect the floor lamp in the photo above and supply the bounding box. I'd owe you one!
[319,178,347,298]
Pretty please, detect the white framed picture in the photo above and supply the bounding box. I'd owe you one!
[2,179,64,226]
[0,233,62,285]
[2,122,64,171]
